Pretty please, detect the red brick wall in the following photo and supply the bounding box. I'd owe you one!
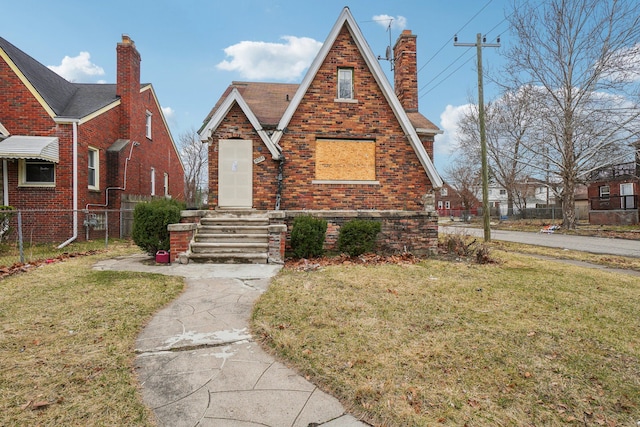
[279,26,433,210]
[207,103,280,210]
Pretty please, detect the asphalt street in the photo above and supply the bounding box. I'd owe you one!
[440,225,640,258]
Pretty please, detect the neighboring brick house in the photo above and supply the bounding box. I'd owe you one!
[0,35,185,244]
[193,7,443,259]
[587,152,639,225]
[436,182,480,219]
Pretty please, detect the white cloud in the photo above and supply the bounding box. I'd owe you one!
[162,106,175,120]
[48,52,105,83]
[216,36,322,81]
[602,43,640,83]
[435,104,473,157]
[372,14,407,31]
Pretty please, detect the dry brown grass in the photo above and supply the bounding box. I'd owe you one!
[252,250,640,426]
[0,242,184,426]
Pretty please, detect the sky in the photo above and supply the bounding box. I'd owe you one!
[2,0,514,172]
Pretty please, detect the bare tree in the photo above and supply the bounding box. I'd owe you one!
[456,87,538,216]
[503,0,640,228]
[444,157,482,214]
[179,128,208,208]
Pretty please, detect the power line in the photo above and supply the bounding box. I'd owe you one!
[418,0,494,74]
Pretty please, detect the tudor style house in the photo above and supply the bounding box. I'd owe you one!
[170,7,443,264]
[0,35,185,244]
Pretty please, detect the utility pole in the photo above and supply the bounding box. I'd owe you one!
[454,33,500,242]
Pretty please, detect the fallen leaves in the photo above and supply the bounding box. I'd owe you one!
[0,250,102,279]
[286,252,422,271]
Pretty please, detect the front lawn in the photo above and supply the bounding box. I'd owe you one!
[0,242,184,426]
[252,250,640,426]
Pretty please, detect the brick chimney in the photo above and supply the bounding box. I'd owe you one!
[116,34,141,139]
[393,30,418,112]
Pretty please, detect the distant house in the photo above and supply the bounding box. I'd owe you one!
[587,149,639,225]
[436,182,480,218]
[0,35,185,244]
[172,7,444,264]
[484,178,556,217]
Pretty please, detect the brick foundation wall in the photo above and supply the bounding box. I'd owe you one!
[589,210,639,225]
[284,210,439,256]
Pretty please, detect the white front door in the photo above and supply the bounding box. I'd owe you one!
[218,139,253,208]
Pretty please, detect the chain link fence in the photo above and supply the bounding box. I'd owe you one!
[0,208,135,257]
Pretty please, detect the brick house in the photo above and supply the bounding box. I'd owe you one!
[436,182,480,219]
[171,7,443,264]
[0,35,185,244]
[587,149,639,225]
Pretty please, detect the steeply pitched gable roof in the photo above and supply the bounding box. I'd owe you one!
[0,37,120,120]
[271,7,442,188]
[200,87,283,159]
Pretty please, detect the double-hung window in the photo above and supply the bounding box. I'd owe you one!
[337,68,354,100]
[145,111,152,139]
[88,147,99,190]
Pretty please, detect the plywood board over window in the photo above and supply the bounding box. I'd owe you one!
[315,139,376,182]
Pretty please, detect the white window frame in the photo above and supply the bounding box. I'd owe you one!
[151,167,156,196]
[18,159,56,187]
[445,201,451,209]
[437,201,443,209]
[441,187,448,196]
[88,147,99,190]
[337,68,354,100]
[145,111,152,139]
[599,185,610,199]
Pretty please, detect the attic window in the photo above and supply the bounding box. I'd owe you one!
[145,111,152,139]
[337,68,354,100]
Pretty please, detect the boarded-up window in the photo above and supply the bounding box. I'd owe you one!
[315,139,375,181]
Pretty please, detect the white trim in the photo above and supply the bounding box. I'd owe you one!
[88,146,99,190]
[199,88,282,160]
[271,7,443,189]
[0,122,9,137]
[145,110,152,139]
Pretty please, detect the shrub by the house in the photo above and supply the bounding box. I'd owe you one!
[290,215,327,258]
[132,198,185,255]
[337,219,382,256]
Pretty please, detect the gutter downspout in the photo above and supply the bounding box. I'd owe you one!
[275,155,285,210]
[58,120,79,248]
[86,140,139,210]
[3,159,8,206]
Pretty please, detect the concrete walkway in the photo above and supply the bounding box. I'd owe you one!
[93,254,368,427]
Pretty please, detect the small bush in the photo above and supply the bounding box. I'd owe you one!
[290,215,327,258]
[337,219,382,257]
[132,198,185,255]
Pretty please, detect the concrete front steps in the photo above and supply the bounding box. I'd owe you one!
[188,210,270,264]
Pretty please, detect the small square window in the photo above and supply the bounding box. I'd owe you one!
[599,185,610,199]
[441,188,448,196]
[337,68,353,99]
